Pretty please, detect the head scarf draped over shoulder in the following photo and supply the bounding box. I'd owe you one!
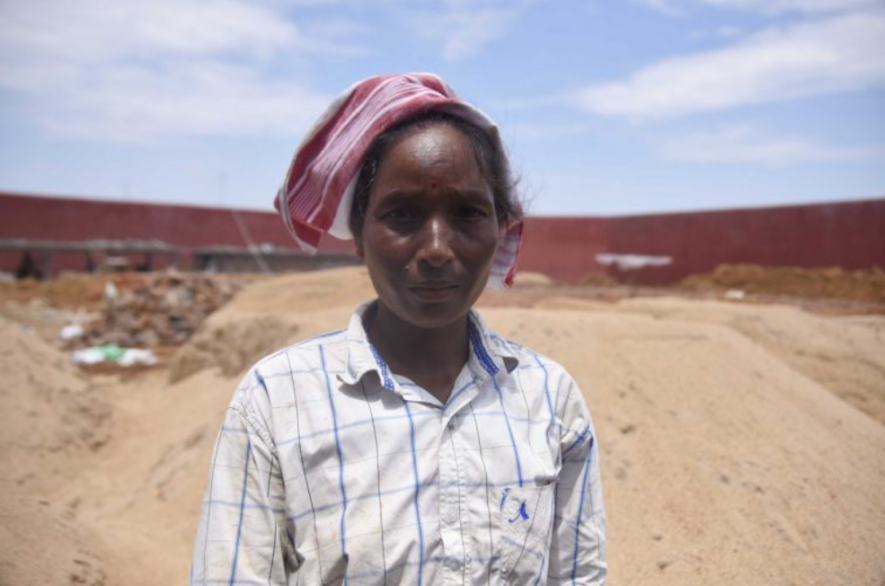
[274,72,523,288]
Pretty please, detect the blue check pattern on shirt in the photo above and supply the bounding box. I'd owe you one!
[191,304,607,585]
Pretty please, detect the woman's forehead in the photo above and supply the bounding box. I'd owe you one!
[376,124,483,180]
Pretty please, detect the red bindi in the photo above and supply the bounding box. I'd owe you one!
[430,179,438,189]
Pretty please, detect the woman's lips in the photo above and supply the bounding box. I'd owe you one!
[408,283,459,301]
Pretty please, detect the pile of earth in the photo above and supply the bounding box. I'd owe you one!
[681,264,885,303]
[168,267,376,381]
[164,268,885,585]
[3,267,885,586]
[0,313,111,586]
[0,314,110,495]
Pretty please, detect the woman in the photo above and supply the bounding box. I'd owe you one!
[191,73,607,585]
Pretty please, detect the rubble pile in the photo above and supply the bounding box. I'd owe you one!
[0,271,146,310]
[80,271,243,347]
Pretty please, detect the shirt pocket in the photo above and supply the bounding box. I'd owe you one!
[497,480,556,584]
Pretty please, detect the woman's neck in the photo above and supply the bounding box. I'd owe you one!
[364,302,470,404]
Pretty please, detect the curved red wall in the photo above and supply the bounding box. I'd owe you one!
[515,200,885,283]
[2,192,883,283]
[0,192,354,275]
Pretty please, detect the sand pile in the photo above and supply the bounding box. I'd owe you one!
[0,314,112,586]
[513,271,555,286]
[0,315,110,494]
[681,263,885,303]
[483,306,885,585]
[169,267,376,381]
[0,498,107,586]
[539,296,885,426]
[49,368,237,585]
[2,266,884,586]
[166,268,885,584]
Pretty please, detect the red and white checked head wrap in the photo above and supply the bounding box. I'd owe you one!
[274,72,523,288]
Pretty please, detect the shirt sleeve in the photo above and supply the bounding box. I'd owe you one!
[190,370,297,585]
[547,376,608,585]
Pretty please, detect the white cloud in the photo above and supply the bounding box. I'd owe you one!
[689,25,743,40]
[440,9,519,61]
[662,125,885,164]
[715,25,743,37]
[634,0,684,15]
[0,0,340,141]
[405,2,525,61]
[0,0,301,70]
[0,0,533,140]
[35,62,333,142]
[575,11,885,119]
[635,0,880,15]
[506,122,593,141]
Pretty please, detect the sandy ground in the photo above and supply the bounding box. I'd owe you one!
[1,266,884,585]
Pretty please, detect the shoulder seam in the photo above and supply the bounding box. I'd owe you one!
[229,401,278,456]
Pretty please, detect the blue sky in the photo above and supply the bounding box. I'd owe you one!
[0,0,883,216]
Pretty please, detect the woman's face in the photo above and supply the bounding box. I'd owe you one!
[357,123,500,330]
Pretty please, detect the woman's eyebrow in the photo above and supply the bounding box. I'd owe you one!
[373,190,422,205]
[375,187,492,202]
[454,189,495,204]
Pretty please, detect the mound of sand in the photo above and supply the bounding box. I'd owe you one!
[3,267,885,586]
[169,267,376,381]
[169,268,562,382]
[0,314,112,586]
[537,296,885,426]
[0,315,110,494]
[681,263,885,303]
[167,269,885,584]
[513,271,555,286]
[485,306,885,584]
[54,369,234,585]
[0,498,107,586]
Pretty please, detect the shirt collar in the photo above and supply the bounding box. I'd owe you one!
[337,302,520,392]
[465,305,520,378]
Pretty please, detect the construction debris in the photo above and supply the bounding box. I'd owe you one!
[72,345,158,367]
[76,270,243,348]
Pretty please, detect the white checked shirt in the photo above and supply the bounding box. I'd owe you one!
[191,304,607,585]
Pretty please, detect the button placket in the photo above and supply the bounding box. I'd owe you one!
[438,414,464,582]
[450,417,474,584]
[440,366,481,583]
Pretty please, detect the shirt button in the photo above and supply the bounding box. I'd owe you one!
[448,420,455,431]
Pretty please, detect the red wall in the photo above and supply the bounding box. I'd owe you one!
[600,200,885,284]
[0,192,353,251]
[2,191,883,283]
[0,192,354,275]
[518,217,609,281]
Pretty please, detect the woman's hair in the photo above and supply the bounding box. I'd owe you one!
[349,110,522,239]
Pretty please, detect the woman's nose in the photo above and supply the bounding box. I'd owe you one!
[417,216,455,267]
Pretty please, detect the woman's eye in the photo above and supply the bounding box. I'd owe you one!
[456,205,490,220]
[380,207,420,222]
